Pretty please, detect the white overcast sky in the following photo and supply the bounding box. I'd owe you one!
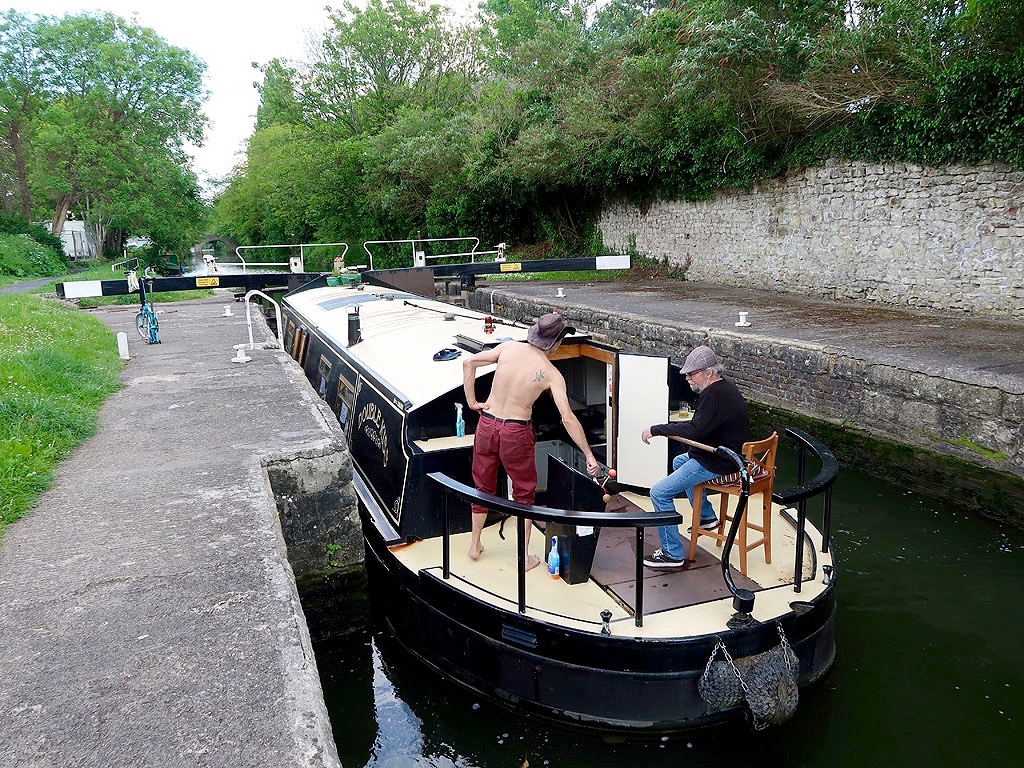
[18,0,481,194]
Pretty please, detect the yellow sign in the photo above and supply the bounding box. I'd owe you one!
[499,263,523,272]
[196,277,220,287]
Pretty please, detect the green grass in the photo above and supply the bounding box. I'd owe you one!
[482,254,680,284]
[486,269,633,283]
[0,294,123,540]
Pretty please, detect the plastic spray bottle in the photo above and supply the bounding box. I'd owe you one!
[547,536,561,579]
[455,403,465,437]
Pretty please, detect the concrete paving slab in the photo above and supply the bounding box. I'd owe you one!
[0,296,344,768]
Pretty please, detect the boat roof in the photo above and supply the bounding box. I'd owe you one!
[284,283,584,410]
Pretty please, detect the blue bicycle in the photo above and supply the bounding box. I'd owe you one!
[135,268,160,344]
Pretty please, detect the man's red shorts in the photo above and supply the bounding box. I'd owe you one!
[471,413,536,515]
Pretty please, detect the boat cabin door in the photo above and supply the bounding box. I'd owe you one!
[614,352,669,489]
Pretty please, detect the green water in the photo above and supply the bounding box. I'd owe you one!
[316,464,1024,767]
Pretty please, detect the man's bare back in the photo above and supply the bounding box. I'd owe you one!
[474,341,560,419]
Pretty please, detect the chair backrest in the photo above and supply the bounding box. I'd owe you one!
[743,431,779,481]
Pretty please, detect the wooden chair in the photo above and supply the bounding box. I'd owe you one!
[686,432,779,576]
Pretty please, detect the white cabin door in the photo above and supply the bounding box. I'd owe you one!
[615,353,669,490]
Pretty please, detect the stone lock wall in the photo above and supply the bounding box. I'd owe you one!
[264,439,362,583]
[470,290,1024,515]
[598,161,1024,319]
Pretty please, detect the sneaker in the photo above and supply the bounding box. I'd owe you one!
[643,548,685,568]
[687,517,720,534]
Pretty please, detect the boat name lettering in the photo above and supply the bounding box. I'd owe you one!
[356,401,389,465]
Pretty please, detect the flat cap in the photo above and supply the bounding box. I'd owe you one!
[680,345,718,374]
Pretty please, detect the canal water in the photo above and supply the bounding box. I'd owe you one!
[314,461,1024,767]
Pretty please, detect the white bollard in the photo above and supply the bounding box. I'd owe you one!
[116,331,130,360]
[735,311,751,327]
[231,346,252,364]
[556,287,565,298]
[223,305,233,317]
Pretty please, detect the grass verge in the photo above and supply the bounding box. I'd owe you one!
[0,294,123,540]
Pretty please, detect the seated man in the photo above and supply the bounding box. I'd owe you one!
[640,345,749,568]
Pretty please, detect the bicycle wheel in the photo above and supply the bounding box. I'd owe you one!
[135,311,147,340]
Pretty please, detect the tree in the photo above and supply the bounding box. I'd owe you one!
[255,58,303,130]
[24,12,207,250]
[0,11,45,220]
[303,0,481,133]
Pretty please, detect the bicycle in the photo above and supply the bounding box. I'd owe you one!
[135,267,160,344]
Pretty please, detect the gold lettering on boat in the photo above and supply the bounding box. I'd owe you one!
[356,401,389,465]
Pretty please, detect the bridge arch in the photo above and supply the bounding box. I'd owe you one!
[192,234,239,259]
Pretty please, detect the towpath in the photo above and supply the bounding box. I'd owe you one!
[0,297,344,768]
[481,277,1024,392]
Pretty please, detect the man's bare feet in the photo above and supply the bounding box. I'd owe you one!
[525,553,541,571]
[468,543,484,561]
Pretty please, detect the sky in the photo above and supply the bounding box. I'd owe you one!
[17,1,339,191]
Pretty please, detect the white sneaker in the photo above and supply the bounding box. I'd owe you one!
[643,548,685,568]
[687,517,720,534]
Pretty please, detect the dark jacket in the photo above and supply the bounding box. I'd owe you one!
[650,377,749,475]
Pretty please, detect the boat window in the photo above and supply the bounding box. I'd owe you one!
[336,373,355,431]
[283,320,296,355]
[317,355,332,399]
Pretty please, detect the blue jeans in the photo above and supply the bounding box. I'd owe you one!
[649,454,720,561]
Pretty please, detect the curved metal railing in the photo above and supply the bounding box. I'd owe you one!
[427,472,680,628]
[427,428,839,622]
[772,427,840,592]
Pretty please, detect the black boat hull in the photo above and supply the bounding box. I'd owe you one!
[358,499,837,732]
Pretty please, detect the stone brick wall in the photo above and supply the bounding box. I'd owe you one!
[598,161,1024,318]
[470,290,1024,514]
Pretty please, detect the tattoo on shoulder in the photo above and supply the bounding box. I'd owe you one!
[532,369,545,382]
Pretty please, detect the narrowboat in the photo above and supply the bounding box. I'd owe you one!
[279,259,839,732]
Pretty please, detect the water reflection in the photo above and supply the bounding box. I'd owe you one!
[181,261,290,278]
[316,464,1024,767]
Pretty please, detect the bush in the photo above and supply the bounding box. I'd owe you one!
[0,211,65,255]
[0,233,70,278]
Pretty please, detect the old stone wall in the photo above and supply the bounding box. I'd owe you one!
[598,161,1024,319]
[470,290,1024,517]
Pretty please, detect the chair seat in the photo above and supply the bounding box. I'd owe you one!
[706,467,771,486]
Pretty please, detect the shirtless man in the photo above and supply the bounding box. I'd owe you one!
[463,312,600,569]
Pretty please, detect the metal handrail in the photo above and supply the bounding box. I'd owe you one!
[427,472,681,628]
[112,257,139,273]
[363,237,497,270]
[230,242,350,273]
[710,446,756,614]
[772,427,840,592]
[243,290,283,350]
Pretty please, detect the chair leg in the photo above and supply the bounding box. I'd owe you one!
[715,493,728,548]
[762,493,772,564]
[686,490,702,563]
